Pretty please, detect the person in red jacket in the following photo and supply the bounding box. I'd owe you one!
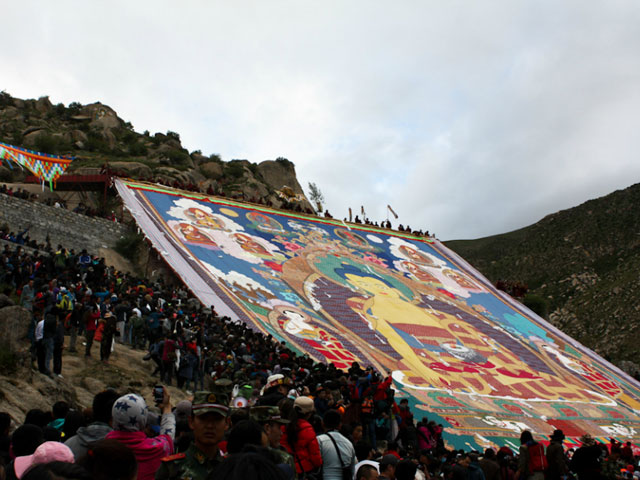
[281,396,323,476]
[84,304,100,358]
[373,374,393,402]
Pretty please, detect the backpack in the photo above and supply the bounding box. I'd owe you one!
[58,296,72,311]
[361,397,374,416]
[528,442,548,473]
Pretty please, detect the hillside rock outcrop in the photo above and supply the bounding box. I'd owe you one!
[0,92,314,210]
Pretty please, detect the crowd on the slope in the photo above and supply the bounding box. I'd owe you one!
[0,235,638,480]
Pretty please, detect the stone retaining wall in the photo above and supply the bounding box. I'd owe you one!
[0,194,130,253]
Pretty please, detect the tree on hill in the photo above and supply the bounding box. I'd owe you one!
[307,182,325,212]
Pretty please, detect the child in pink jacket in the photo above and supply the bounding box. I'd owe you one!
[106,390,174,480]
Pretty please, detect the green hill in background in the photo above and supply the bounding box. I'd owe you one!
[446,183,640,375]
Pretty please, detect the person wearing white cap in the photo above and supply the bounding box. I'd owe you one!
[281,396,323,477]
[354,461,380,480]
[257,374,289,406]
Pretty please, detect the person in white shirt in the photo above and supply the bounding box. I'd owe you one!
[317,410,357,480]
[34,316,46,374]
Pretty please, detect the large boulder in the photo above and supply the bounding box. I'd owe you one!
[100,128,117,149]
[71,130,88,143]
[186,169,205,184]
[81,376,107,395]
[0,375,79,423]
[22,128,47,147]
[0,105,20,120]
[257,160,305,194]
[108,161,153,178]
[200,161,224,180]
[154,167,188,183]
[0,305,31,355]
[257,160,313,209]
[0,294,15,309]
[191,152,209,166]
[83,103,122,130]
[35,96,52,114]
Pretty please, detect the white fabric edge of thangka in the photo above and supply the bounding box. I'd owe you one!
[114,179,238,321]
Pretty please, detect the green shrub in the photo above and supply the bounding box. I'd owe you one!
[129,142,148,156]
[166,149,190,166]
[275,157,293,168]
[166,131,181,142]
[119,129,138,145]
[52,103,66,117]
[523,294,548,318]
[34,133,71,155]
[0,91,13,107]
[225,162,245,179]
[115,232,144,262]
[85,130,110,153]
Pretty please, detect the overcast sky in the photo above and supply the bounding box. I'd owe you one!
[3,1,640,240]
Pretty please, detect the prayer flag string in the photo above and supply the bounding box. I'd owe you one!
[0,142,73,191]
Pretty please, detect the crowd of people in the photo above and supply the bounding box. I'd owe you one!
[0,213,637,479]
[342,216,432,238]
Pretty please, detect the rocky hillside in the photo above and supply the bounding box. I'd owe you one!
[0,302,191,426]
[0,92,313,211]
[446,183,640,376]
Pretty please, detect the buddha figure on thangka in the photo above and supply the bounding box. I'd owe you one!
[276,249,640,412]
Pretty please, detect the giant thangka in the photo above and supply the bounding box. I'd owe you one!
[116,179,640,451]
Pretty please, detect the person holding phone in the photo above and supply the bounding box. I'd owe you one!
[105,388,175,480]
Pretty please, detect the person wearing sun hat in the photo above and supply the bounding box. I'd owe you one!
[13,441,75,479]
[156,380,232,480]
[257,373,290,407]
[546,430,568,480]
